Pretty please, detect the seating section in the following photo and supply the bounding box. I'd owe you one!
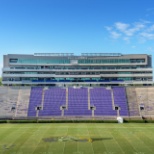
[28,87,43,117]
[1,86,154,117]
[65,88,91,116]
[16,87,31,117]
[0,87,19,117]
[112,87,129,116]
[135,87,154,116]
[39,88,66,116]
[146,87,154,115]
[90,87,117,116]
[126,87,140,116]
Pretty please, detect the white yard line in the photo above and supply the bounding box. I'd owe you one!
[125,127,153,154]
[62,127,68,154]
[108,130,125,154]
[86,124,94,154]
[31,126,50,154]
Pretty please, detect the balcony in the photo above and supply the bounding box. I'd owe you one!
[3,67,153,72]
[2,80,153,85]
[2,73,153,78]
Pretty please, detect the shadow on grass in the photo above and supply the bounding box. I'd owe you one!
[43,136,113,142]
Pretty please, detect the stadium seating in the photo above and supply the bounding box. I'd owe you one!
[126,87,140,116]
[28,87,43,117]
[0,86,19,117]
[15,87,31,117]
[1,85,154,118]
[64,88,91,116]
[112,87,129,116]
[39,88,66,116]
[90,87,117,116]
[147,87,154,115]
[135,87,154,116]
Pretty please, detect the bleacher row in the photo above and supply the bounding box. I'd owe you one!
[0,86,154,118]
[27,87,128,117]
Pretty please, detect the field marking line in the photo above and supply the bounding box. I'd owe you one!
[25,125,48,154]
[62,127,68,154]
[86,124,94,154]
[0,126,25,149]
[120,125,151,153]
[47,125,67,154]
[127,127,153,154]
[108,130,126,154]
[95,124,108,153]
[117,124,137,153]
[96,127,118,154]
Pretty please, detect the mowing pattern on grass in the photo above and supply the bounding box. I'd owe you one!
[43,136,110,143]
[0,123,154,154]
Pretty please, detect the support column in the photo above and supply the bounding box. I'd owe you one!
[15,88,20,117]
[66,87,68,109]
[111,88,115,110]
[41,88,45,110]
[88,87,90,110]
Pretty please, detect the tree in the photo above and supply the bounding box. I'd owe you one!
[0,77,2,86]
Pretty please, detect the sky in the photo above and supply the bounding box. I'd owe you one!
[0,0,154,75]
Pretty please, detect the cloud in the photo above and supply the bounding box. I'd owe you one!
[123,37,130,43]
[140,32,154,40]
[146,47,154,52]
[146,8,154,17]
[110,31,121,39]
[146,24,154,32]
[105,20,154,42]
[115,22,145,36]
[115,22,129,32]
[131,45,136,48]
[105,26,112,31]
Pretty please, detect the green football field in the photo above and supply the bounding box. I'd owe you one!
[0,123,154,154]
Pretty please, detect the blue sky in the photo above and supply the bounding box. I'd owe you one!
[0,0,154,74]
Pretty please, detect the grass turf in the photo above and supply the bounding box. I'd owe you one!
[0,123,154,154]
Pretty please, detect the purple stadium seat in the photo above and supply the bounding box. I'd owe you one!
[65,88,91,116]
[28,87,43,117]
[90,87,117,116]
[112,87,129,116]
[39,88,66,116]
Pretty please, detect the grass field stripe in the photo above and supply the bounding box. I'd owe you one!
[140,128,154,144]
[95,124,109,153]
[0,126,25,145]
[97,127,123,154]
[86,124,94,154]
[62,127,68,154]
[118,128,137,153]
[130,126,154,153]
[1,124,154,154]
[46,125,63,154]
[16,125,42,153]
[120,127,144,153]
[24,125,43,154]
[31,125,51,154]
[1,126,154,129]
[118,125,138,153]
[109,131,126,154]
[129,128,154,154]
[52,125,66,154]
[15,126,38,154]
[135,130,154,152]
[121,128,151,154]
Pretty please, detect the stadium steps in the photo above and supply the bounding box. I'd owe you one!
[15,87,31,117]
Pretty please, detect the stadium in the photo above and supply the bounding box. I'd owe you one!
[1,53,154,154]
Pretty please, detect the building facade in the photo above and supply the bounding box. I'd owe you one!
[2,53,153,85]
